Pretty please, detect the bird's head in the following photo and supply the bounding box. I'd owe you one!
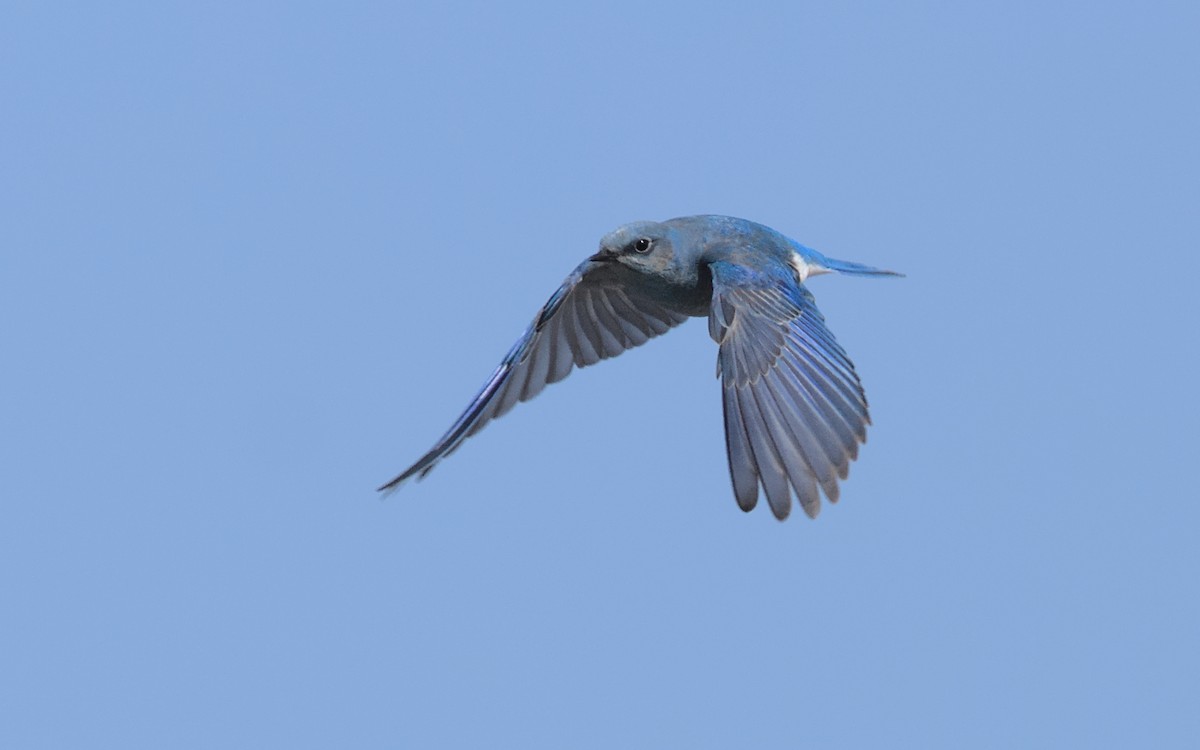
[592,220,677,276]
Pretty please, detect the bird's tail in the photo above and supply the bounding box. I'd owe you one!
[821,258,905,277]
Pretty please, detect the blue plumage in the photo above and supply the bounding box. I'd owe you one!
[379,215,901,521]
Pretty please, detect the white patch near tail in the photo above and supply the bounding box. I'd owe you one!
[789,251,831,282]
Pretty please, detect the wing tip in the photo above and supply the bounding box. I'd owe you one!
[376,462,433,496]
[769,498,792,521]
[376,475,407,496]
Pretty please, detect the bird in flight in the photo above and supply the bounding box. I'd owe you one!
[379,215,901,521]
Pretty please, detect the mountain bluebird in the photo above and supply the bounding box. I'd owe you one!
[379,215,901,521]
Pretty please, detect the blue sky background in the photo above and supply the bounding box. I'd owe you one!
[3,2,1198,747]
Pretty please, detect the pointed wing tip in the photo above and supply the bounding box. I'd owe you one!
[731,469,758,513]
[376,478,403,496]
[376,466,426,496]
[824,485,840,505]
[767,492,792,521]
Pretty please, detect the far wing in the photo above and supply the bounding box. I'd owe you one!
[379,258,688,492]
[708,261,871,520]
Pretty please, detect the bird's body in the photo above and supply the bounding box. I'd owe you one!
[380,215,900,521]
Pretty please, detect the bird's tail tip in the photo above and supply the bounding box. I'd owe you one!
[822,258,905,277]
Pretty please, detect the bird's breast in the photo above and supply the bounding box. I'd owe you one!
[634,267,713,318]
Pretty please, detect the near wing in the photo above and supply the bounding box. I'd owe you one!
[708,261,871,520]
[379,258,689,492]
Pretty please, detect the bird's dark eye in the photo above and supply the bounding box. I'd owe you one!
[633,238,653,254]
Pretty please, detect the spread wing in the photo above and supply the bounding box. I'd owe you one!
[379,258,689,492]
[708,261,871,520]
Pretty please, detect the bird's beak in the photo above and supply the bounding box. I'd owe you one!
[589,248,618,263]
